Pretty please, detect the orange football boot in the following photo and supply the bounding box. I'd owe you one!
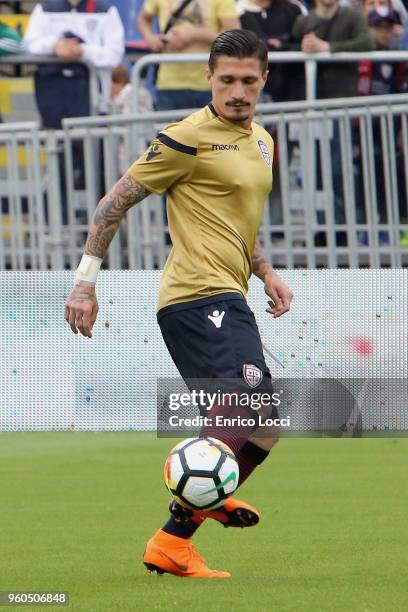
[170,497,260,528]
[143,529,231,578]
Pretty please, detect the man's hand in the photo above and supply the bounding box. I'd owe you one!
[145,32,167,52]
[54,37,83,62]
[165,28,195,51]
[301,32,330,53]
[393,24,403,38]
[64,281,99,338]
[264,272,293,318]
[268,38,282,49]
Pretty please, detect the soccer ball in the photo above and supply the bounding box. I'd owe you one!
[164,437,239,510]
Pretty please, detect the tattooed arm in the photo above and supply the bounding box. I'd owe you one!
[85,174,150,258]
[64,174,150,337]
[252,238,293,318]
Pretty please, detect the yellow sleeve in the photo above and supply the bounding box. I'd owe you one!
[127,121,198,195]
[267,132,274,161]
[216,0,238,19]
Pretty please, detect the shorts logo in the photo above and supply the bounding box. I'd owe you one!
[243,364,263,388]
[208,310,225,328]
[258,140,271,166]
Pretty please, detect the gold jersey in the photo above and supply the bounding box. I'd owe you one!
[127,104,274,312]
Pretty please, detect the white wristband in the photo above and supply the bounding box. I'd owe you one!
[75,254,103,284]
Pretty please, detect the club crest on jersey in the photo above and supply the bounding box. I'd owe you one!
[146,144,161,161]
[243,364,263,388]
[258,139,271,166]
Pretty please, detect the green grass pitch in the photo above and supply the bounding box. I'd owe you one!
[1,433,408,612]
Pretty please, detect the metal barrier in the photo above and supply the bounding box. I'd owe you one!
[1,94,408,270]
[60,95,408,270]
[0,121,47,269]
[256,95,408,269]
[131,50,408,109]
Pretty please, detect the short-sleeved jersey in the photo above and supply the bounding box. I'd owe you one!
[143,0,237,91]
[127,104,274,312]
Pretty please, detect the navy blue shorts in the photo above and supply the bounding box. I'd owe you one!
[158,292,275,412]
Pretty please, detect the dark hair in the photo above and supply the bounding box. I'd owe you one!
[208,29,268,73]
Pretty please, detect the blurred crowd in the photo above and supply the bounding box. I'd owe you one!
[0,0,408,123]
[0,0,407,244]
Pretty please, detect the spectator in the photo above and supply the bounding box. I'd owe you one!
[358,8,404,98]
[111,64,153,115]
[292,0,374,98]
[24,0,124,225]
[238,0,305,102]
[25,0,125,128]
[355,7,407,239]
[292,0,374,241]
[137,0,240,110]
[359,8,404,88]
[362,0,404,39]
[112,64,133,115]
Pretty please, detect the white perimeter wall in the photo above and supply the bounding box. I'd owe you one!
[0,270,406,432]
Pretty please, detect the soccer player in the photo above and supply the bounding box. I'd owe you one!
[65,29,293,578]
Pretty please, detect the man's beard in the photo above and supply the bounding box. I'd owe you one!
[225,106,250,122]
[227,106,249,122]
[226,112,250,123]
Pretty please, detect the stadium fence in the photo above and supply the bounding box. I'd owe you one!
[1,94,408,270]
[131,51,408,109]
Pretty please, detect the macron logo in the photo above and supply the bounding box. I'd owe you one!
[212,144,240,151]
[208,310,225,328]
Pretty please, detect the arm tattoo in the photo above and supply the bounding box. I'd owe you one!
[251,239,274,282]
[85,174,150,258]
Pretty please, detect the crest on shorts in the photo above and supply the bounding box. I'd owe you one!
[243,364,263,388]
[258,140,271,166]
